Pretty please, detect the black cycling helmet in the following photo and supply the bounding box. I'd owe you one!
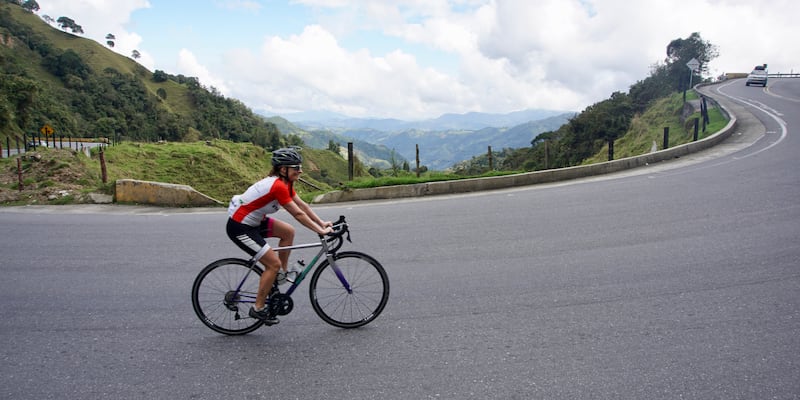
[271,147,302,167]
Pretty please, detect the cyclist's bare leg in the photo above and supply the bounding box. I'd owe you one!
[269,219,295,271]
[255,248,281,309]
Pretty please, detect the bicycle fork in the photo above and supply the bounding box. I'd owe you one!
[314,235,351,293]
[324,250,352,294]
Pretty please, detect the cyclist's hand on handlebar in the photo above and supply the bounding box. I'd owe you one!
[319,226,333,236]
[321,220,333,228]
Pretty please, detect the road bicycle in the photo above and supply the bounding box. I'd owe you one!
[191,216,390,335]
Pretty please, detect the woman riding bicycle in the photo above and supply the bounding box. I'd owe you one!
[226,147,332,325]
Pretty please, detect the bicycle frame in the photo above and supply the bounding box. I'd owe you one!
[234,231,352,302]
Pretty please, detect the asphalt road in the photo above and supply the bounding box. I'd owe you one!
[1,79,798,399]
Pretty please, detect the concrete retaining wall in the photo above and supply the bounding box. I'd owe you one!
[115,179,223,207]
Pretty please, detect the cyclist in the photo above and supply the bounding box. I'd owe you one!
[226,147,332,325]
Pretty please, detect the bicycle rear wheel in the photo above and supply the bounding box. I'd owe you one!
[309,251,389,328]
[191,258,263,335]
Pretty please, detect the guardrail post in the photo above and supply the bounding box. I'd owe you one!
[544,140,550,169]
[415,144,420,178]
[693,118,699,141]
[608,139,614,161]
[347,142,354,181]
[663,127,669,150]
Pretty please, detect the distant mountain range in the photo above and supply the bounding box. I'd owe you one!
[265,109,571,132]
[261,109,575,170]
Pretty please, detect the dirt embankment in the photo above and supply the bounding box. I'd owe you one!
[0,149,109,205]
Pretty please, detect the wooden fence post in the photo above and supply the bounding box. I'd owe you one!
[17,158,23,191]
[416,144,420,177]
[99,146,108,184]
[347,142,354,181]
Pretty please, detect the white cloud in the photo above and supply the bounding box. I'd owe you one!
[221,25,470,118]
[177,49,230,94]
[37,0,154,69]
[31,0,800,119]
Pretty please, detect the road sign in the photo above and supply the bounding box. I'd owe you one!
[686,58,700,72]
[40,124,54,136]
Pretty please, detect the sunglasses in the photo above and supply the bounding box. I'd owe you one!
[286,165,302,171]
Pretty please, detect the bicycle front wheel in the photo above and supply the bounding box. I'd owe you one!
[309,251,390,328]
[191,258,263,335]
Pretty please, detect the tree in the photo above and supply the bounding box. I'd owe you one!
[152,70,169,83]
[0,73,39,134]
[21,0,40,13]
[666,32,718,73]
[42,49,91,80]
[56,16,83,34]
[105,33,115,48]
[131,49,141,59]
[327,139,340,154]
[664,32,718,91]
[0,98,12,134]
[56,16,74,30]
[94,117,118,138]
[389,149,400,176]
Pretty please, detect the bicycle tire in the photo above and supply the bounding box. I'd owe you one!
[191,258,264,335]
[309,251,389,328]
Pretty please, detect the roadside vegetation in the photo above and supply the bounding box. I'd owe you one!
[0,88,728,206]
[1,1,728,206]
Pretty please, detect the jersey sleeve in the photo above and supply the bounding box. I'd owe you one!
[274,179,295,205]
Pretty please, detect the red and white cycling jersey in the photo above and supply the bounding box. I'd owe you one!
[227,176,295,226]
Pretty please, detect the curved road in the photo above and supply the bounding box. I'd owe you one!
[1,79,798,399]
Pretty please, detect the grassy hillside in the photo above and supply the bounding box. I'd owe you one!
[1,2,280,147]
[582,91,728,164]
[101,141,365,201]
[0,141,359,205]
[5,2,195,117]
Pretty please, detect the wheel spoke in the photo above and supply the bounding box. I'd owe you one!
[309,252,389,328]
[191,259,264,335]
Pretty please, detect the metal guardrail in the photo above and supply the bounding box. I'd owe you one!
[1,137,106,158]
[768,73,800,78]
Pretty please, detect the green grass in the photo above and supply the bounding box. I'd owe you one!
[95,141,335,202]
[344,170,522,189]
[1,89,730,206]
[582,91,729,164]
[0,140,368,205]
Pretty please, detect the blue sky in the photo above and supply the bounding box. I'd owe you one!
[34,0,798,120]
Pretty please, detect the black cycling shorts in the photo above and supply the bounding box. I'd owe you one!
[226,217,274,257]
